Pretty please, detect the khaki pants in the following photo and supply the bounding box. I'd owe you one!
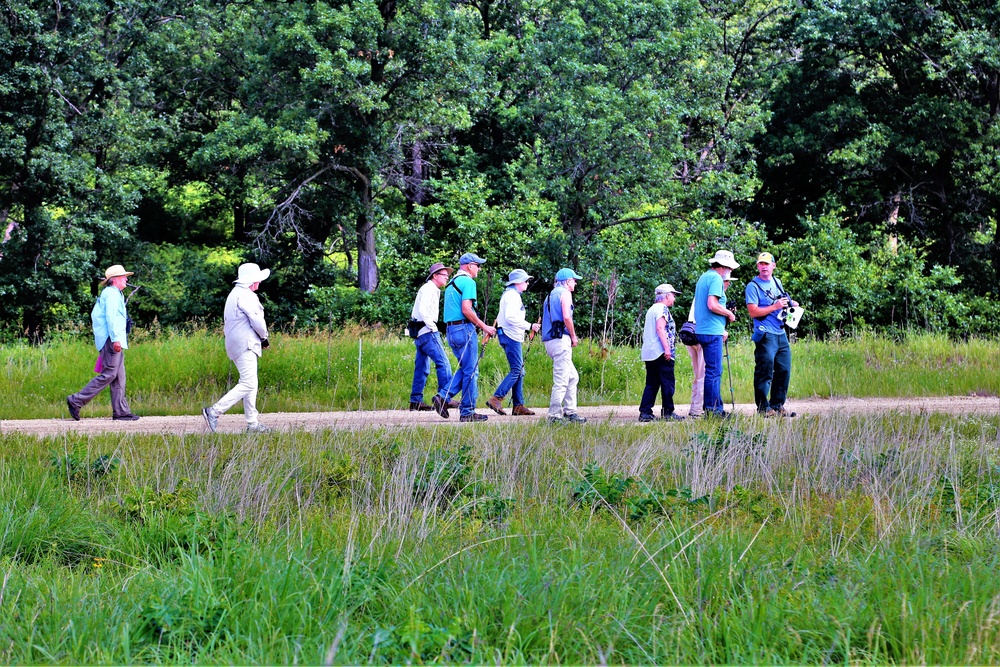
[545,336,579,418]
[687,343,705,417]
[68,338,132,418]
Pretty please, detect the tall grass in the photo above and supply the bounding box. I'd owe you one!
[1,327,998,419]
[3,415,1000,663]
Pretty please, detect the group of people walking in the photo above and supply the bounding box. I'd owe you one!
[408,253,587,424]
[68,248,799,429]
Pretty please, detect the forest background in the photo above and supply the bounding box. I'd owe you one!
[2,0,999,344]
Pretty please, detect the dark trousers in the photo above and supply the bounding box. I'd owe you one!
[639,356,675,416]
[753,331,792,412]
[68,338,132,417]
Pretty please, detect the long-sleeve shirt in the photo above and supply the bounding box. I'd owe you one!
[410,280,442,337]
[497,287,530,342]
[223,285,269,361]
[92,285,128,350]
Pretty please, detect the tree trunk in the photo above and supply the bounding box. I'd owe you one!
[357,211,378,292]
[233,200,246,242]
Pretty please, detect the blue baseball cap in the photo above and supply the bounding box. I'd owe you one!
[458,252,486,266]
[555,268,583,281]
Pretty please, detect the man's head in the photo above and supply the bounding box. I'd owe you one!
[654,283,680,307]
[100,265,133,290]
[555,268,583,292]
[458,252,486,277]
[506,268,533,293]
[756,252,776,281]
[426,262,454,288]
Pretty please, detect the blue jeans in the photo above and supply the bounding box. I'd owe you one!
[410,333,453,404]
[639,356,675,416]
[753,331,792,412]
[445,323,479,416]
[696,333,725,414]
[493,330,525,406]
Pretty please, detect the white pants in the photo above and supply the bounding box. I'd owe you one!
[687,343,705,417]
[545,336,579,417]
[212,350,260,426]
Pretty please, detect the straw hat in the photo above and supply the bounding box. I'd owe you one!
[99,264,133,286]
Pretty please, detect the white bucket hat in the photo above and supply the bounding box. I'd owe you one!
[99,264,134,286]
[234,262,270,285]
[708,250,740,270]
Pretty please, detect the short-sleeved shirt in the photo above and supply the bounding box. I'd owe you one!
[443,271,477,323]
[693,270,727,336]
[745,277,785,334]
[641,303,676,361]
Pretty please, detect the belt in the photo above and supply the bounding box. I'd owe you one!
[445,319,469,326]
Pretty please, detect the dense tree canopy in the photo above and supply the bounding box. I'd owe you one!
[1,0,998,341]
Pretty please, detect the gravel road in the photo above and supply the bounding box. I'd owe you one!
[3,396,997,437]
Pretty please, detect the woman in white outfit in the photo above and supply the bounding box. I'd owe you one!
[203,263,272,433]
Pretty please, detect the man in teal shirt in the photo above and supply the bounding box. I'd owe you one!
[693,250,739,416]
[441,252,496,422]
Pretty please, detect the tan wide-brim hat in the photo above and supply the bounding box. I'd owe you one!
[99,264,134,286]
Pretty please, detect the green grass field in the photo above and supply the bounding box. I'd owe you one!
[2,328,998,419]
[4,414,1000,663]
[5,331,1000,663]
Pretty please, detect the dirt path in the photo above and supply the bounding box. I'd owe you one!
[2,396,998,437]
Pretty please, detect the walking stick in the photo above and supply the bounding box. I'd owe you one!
[724,337,735,412]
[524,294,545,357]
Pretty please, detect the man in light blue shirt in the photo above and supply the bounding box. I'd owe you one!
[67,265,139,421]
[693,250,739,416]
[745,252,798,417]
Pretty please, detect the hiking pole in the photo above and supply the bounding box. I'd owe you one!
[724,338,735,412]
[524,293,544,357]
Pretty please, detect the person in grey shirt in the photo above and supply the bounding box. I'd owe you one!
[202,263,272,433]
[639,284,684,422]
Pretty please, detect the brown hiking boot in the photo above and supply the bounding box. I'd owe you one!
[409,401,433,411]
[511,404,535,416]
[485,396,507,415]
[446,398,460,409]
[432,395,450,419]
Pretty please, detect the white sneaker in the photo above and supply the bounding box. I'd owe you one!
[202,407,218,432]
[246,423,273,434]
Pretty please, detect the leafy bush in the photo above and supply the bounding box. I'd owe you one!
[571,463,634,509]
[49,444,120,484]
